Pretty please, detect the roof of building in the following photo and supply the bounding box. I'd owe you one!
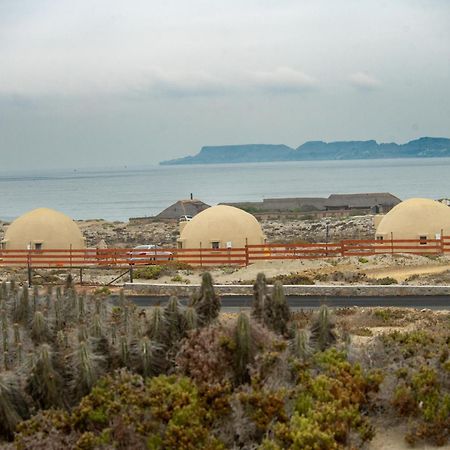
[155,199,210,220]
[179,204,265,247]
[325,193,401,208]
[376,198,450,238]
[3,207,86,249]
[223,193,401,212]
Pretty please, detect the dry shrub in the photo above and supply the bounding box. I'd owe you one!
[176,315,282,387]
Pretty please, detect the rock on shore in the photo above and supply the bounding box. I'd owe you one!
[0,215,376,248]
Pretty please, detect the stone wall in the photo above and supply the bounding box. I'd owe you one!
[124,282,450,297]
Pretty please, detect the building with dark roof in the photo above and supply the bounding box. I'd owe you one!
[155,199,210,220]
[325,193,401,213]
[223,193,401,215]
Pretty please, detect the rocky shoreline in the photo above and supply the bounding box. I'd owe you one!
[0,215,375,248]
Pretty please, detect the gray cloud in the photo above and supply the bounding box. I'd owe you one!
[0,0,449,169]
[349,72,382,90]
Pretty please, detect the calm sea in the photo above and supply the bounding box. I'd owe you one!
[0,158,449,222]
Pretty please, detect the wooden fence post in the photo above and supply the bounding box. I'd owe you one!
[245,238,249,266]
[340,241,345,257]
[27,251,32,288]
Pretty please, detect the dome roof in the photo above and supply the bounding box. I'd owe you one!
[376,198,450,239]
[4,208,86,250]
[179,205,265,248]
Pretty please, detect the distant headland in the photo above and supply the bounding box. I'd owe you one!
[160,137,450,165]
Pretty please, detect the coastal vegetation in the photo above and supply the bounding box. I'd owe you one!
[0,275,449,448]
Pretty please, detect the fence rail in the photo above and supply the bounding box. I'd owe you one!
[0,236,449,268]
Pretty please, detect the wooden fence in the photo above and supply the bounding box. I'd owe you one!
[0,236,449,268]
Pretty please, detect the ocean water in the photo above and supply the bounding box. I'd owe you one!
[0,158,449,222]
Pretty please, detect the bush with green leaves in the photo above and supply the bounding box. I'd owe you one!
[261,349,382,450]
[16,371,225,450]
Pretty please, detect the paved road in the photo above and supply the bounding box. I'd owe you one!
[121,295,450,310]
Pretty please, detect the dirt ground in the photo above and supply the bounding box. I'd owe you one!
[367,424,450,449]
[2,253,450,287]
[129,253,450,286]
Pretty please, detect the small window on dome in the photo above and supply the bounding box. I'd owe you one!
[419,236,427,245]
[34,243,43,250]
[376,236,384,241]
[211,241,220,249]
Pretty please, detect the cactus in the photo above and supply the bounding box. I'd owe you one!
[147,305,166,343]
[32,286,39,313]
[251,272,270,322]
[119,335,129,367]
[78,294,85,320]
[290,326,310,361]
[0,373,30,439]
[70,340,104,399]
[16,287,30,324]
[56,330,67,350]
[2,310,9,369]
[77,324,89,343]
[64,273,74,292]
[26,344,65,409]
[164,296,185,342]
[309,305,336,351]
[9,279,16,294]
[13,323,22,365]
[184,306,199,331]
[234,312,252,384]
[90,314,103,339]
[267,281,291,335]
[192,272,220,326]
[131,336,160,377]
[30,311,51,345]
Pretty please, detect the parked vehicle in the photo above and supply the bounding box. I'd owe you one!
[179,215,193,222]
[129,245,173,262]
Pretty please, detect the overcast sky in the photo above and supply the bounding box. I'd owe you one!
[0,0,449,170]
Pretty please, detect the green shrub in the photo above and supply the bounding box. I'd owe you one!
[134,265,165,279]
[16,371,225,450]
[269,273,315,285]
[392,366,450,446]
[352,327,373,337]
[370,277,398,285]
[263,349,381,449]
[93,286,111,297]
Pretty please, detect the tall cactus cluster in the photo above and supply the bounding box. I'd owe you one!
[251,272,291,335]
[251,272,335,353]
[0,273,221,439]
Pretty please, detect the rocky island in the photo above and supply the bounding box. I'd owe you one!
[160,137,450,165]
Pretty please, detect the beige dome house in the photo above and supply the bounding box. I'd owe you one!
[2,208,86,250]
[375,198,450,245]
[178,205,265,249]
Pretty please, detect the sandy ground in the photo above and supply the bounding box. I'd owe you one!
[127,253,450,286]
[364,263,450,282]
[367,425,450,449]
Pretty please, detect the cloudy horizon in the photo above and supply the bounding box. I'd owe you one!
[1,0,449,170]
